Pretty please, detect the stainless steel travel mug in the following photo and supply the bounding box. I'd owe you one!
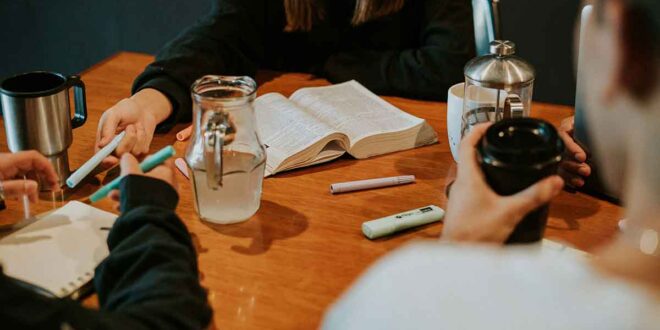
[1,71,87,187]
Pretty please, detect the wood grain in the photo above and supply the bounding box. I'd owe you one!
[0,52,623,329]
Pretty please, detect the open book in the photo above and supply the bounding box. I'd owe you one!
[255,80,438,176]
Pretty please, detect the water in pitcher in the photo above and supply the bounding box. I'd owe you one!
[190,151,266,224]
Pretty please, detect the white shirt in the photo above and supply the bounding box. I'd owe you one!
[322,242,659,330]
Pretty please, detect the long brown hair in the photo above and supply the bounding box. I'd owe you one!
[284,0,406,32]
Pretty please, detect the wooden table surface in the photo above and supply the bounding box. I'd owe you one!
[0,52,623,329]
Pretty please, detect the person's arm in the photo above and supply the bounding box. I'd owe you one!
[0,174,212,329]
[133,0,267,131]
[93,174,212,329]
[322,0,475,100]
[95,0,267,165]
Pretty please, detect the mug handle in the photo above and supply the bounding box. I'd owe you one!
[67,75,87,128]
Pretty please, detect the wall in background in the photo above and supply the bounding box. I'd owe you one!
[0,0,209,79]
[0,0,579,104]
[500,0,581,105]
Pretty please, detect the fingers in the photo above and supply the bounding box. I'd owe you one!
[147,159,177,189]
[96,110,121,150]
[559,159,591,188]
[109,188,121,212]
[0,151,59,189]
[456,123,491,180]
[559,132,587,163]
[458,123,491,157]
[558,117,587,163]
[100,155,120,170]
[1,179,40,203]
[503,176,564,222]
[131,123,150,156]
[119,153,142,177]
[559,116,575,135]
[115,125,138,156]
[560,159,591,177]
[109,190,120,202]
[559,168,586,188]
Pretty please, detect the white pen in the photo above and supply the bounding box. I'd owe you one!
[330,175,415,194]
[66,131,126,188]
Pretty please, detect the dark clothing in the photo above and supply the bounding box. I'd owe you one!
[134,0,475,132]
[0,176,212,329]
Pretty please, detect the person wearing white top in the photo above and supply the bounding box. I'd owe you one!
[322,0,660,329]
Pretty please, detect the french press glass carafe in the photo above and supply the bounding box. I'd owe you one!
[461,40,535,137]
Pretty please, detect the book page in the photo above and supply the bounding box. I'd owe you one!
[290,81,424,144]
[255,93,338,169]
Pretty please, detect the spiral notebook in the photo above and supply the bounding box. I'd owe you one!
[0,201,117,298]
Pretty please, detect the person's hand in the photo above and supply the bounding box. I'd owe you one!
[558,116,591,187]
[0,151,59,203]
[95,88,172,167]
[107,154,177,210]
[441,124,565,243]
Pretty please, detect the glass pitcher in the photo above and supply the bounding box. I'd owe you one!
[186,76,266,224]
[461,40,535,137]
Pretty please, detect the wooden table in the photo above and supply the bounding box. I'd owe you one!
[0,52,623,329]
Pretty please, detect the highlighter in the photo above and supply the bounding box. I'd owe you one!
[362,205,445,239]
[89,145,176,203]
[66,131,126,188]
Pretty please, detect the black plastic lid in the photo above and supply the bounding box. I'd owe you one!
[479,118,564,168]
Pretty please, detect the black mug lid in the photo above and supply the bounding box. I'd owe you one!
[479,118,564,168]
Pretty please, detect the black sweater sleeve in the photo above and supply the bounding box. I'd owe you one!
[322,0,475,100]
[133,0,266,132]
[0,175,212,329]
[133,0,474,129]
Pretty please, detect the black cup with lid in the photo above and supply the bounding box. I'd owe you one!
[478,118,564,243]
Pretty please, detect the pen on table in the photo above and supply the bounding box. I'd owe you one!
[66,131,126,188]
[88,145,176,203]
[330,175,415,194]
[176,125,193,142]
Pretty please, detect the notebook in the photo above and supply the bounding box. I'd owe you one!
[0,201,117,298]
[255,80,438,176]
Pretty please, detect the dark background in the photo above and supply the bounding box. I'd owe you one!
[0,0,580,104]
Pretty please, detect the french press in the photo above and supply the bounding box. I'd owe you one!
[461,40,535,137]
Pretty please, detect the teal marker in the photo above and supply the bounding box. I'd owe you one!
[89,145,176,203]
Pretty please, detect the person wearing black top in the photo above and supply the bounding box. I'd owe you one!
[0,152,212,329]
[94,0,475,165]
